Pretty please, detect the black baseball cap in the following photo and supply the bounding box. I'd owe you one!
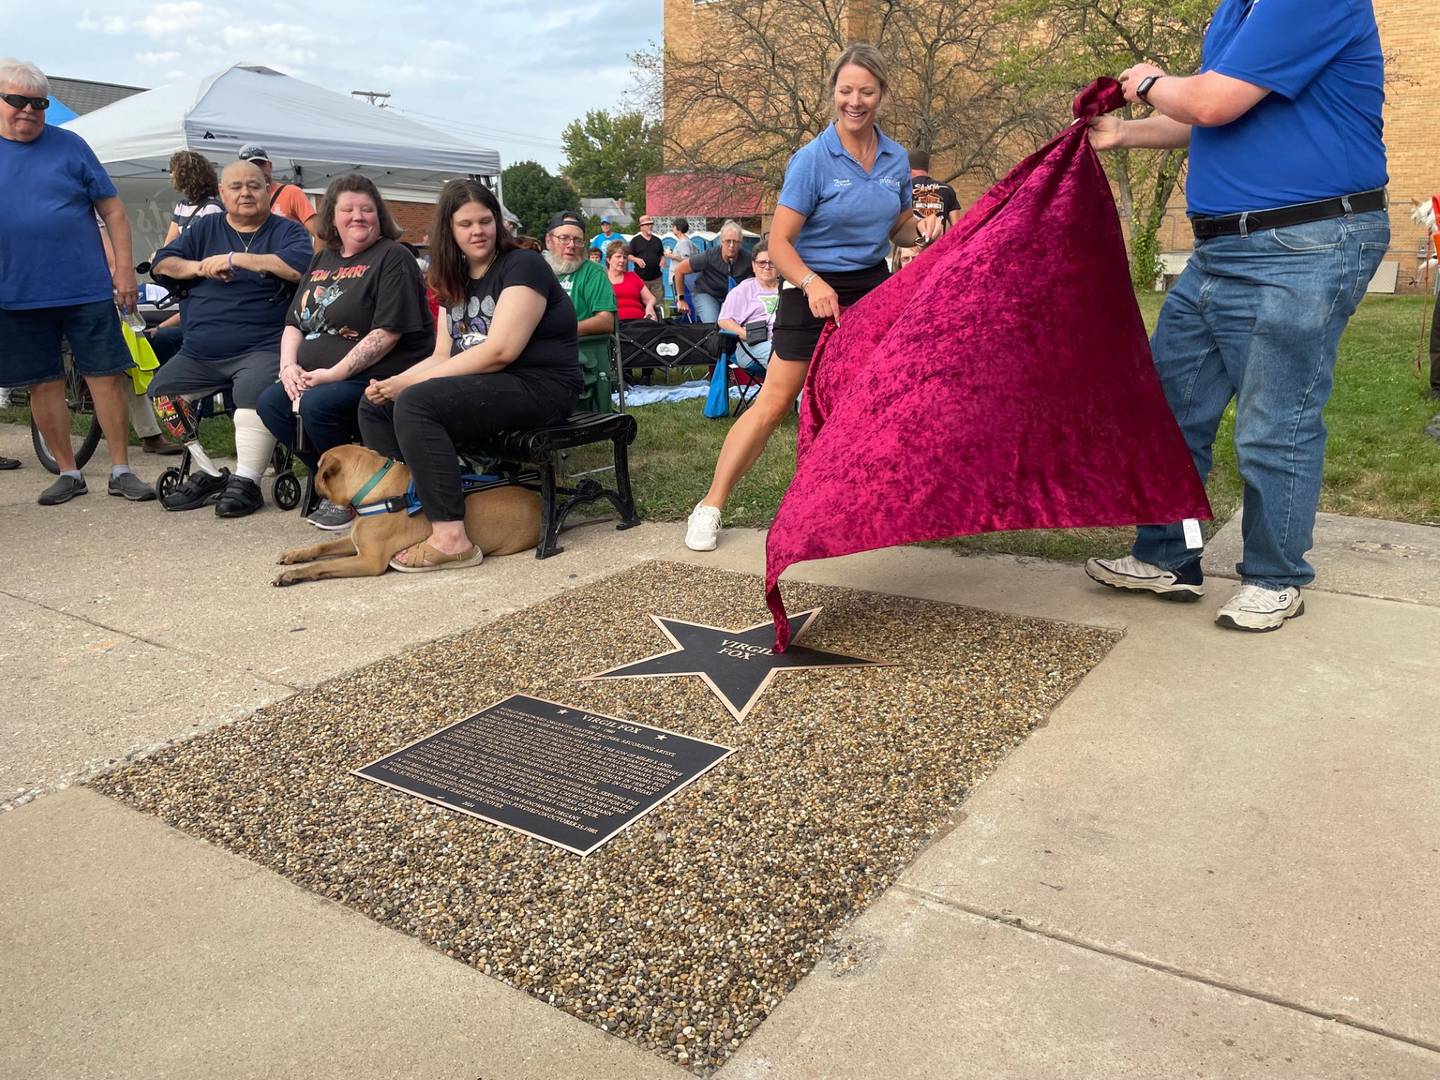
[546,210,585,233]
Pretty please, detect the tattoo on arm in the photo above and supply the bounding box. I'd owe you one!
[338,328,400,377]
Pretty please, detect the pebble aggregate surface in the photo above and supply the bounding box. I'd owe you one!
[91,561,1116,1075]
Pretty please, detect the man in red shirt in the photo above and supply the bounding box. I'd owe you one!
[237,144,320,240]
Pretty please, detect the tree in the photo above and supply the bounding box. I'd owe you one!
[500,161,580,238]
[996,0,1213,287]
[559,109,664,213]
[657,0,1057,196]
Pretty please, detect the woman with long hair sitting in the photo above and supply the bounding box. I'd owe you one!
[357,179,582,572]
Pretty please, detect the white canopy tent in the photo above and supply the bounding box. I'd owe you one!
[63,63,504,255]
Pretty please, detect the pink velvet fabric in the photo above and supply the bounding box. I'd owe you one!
[765,78,1212,649]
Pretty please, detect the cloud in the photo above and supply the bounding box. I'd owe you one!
[77,9,129,33]
[37,0,662,170]
[135,1,210,38]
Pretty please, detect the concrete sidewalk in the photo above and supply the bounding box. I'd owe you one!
[2,421,1437,1078]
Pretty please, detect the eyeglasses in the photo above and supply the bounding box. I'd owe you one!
[753,260,774,268]
[553,235,587,248]
[1,93,49,111]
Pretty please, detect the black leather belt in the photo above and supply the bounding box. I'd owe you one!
[1191,188,1387,240]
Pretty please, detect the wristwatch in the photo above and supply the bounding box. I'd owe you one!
[1136,74,1164,103]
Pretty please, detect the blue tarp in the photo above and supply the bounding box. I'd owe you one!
[47,98,78,125]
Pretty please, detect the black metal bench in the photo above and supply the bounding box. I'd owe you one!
[461,411,640,558]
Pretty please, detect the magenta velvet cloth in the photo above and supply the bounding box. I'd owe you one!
[765,79,1212,649]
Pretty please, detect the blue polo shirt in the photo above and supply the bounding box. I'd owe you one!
[1187,0,1387,216]
[777,123,911,272]
[0,126,117,309]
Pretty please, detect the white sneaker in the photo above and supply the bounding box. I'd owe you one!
[685,502,722,551]
[1215,584,1304,632]
[1084,554,1204,601]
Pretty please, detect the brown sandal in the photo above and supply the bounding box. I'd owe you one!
[388,540,484,573]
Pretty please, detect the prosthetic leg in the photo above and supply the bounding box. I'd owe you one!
[151,394,224,477]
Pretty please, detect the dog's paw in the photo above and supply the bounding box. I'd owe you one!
[276,552,304,565]
[273,572,300,587]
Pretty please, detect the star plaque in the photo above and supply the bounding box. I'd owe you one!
[586,609,881,721]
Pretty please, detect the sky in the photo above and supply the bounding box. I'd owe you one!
[12,0,660,171]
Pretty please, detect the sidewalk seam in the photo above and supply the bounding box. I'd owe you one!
[894,882,1440,1057]
[0,586,301,693]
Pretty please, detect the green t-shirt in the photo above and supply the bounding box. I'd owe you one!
[556,260,618,413]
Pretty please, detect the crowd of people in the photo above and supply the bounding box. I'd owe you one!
[0,0,1397,635]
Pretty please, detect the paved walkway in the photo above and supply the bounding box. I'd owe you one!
[3,422,1437,1078]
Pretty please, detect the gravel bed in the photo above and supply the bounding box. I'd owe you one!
[91,560,1116,1074]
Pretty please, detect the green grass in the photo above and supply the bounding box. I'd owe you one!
[7,294,1435,560]
[603,292,1439,562]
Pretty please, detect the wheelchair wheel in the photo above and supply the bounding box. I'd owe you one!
[155,467,182,501]
[273,471,302,511]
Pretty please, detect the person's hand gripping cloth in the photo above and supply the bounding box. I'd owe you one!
[765,78,1211,650]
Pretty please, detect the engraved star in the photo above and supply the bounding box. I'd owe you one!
[584,609,881,721]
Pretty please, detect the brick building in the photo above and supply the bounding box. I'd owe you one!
[661,0,1439,292]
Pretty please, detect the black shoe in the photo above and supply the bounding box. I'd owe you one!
[107,471,157,502]
[162,467,229,511]
[0,455,19,470]
[215,474,264,517]
[38,474,87,505]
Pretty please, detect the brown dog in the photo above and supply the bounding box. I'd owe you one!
[274,444,541,586]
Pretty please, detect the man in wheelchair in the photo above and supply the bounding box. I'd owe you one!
[146,160,312,516]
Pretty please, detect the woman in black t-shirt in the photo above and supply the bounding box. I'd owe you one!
[256,174,434,529]
[358,178,582,573]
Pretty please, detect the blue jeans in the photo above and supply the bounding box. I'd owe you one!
[691,291,723,325]
[256,375,368,473]
[1134,210,1389,587]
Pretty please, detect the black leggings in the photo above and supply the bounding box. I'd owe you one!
[358,372,575,522]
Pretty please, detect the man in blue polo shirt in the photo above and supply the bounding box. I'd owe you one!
[1083,0,1389,633]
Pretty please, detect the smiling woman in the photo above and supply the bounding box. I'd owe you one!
[254,173,435,529]
[683,42,941,554]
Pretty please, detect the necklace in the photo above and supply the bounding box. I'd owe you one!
[468,252,497,279]
[228,217,264,254]
[840,125,879,171]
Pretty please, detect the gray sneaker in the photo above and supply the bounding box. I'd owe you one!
[305,498,355,531]
[38,474,87,505]
[107,471,157,502]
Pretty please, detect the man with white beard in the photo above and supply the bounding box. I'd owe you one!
[544,210,616,412]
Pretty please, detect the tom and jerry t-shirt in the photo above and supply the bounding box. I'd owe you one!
[288,238,434,380]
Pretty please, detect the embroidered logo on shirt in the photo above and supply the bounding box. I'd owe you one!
[832,178,853,188]
[878,177,902,190]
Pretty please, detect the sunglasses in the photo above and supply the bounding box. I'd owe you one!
[753,260,774,268]
[1,93,49,111]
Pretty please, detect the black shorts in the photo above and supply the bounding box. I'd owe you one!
[772,261,890,362]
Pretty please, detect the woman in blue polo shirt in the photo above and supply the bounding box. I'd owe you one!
[685,43,943,552]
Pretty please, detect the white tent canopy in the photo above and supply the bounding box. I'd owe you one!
[63,64,504,257]
[63,63,501,191]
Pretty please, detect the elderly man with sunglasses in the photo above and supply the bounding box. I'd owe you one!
[147,160,313,517]
[0,58,155,502]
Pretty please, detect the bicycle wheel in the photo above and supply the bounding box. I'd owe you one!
[30,350,103,474]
